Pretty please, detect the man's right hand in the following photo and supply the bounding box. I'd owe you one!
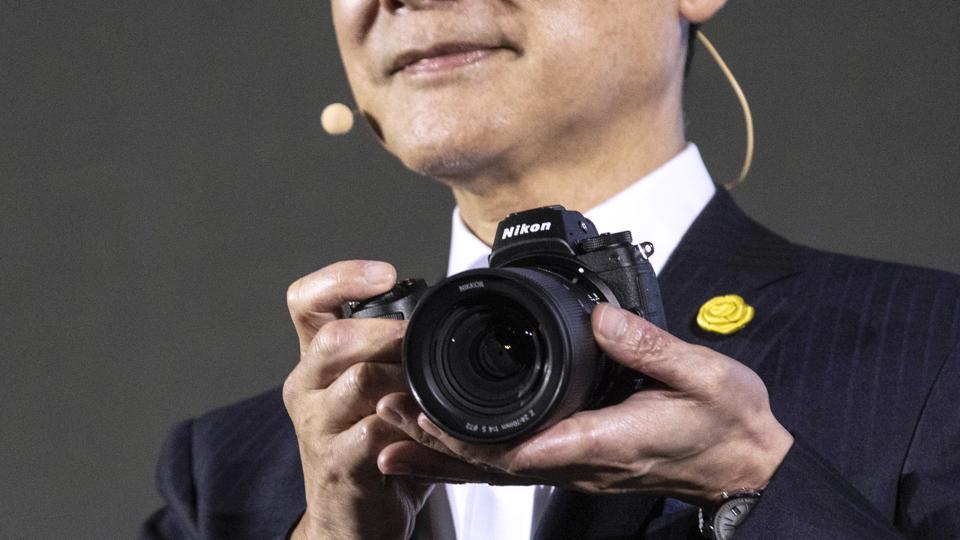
[283,260,427,539]
[283,260,542,539]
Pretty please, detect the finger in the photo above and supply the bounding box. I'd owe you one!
[378,441,543,486]
[286,260,397,350]
[413,414,520,471]
[287,318,405,390]
[376,393,450,455]
[592,304,696,390]
[503,407,627,476]
[376,393,508,469]
[390,406,623,489]
[310,362,409,432]
[333,414,412,479]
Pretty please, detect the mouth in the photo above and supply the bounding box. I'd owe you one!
[389,42,511,76]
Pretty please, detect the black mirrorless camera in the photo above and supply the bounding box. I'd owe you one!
[347,206,666,443]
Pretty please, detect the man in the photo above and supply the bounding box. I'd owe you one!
[143,1,960,539]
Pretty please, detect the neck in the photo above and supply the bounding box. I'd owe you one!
[447,106,686,246]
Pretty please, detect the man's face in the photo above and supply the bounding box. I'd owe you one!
[331,0,687,180]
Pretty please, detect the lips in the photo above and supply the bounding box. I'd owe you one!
[389,42,508,75]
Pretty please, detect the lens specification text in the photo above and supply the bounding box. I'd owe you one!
[466,408,538,434]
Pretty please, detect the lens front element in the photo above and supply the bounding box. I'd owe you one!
[438,298,545,416]
[404,267,603,443]
[475,322,536,380]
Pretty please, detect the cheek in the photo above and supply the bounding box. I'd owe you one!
[330,0,382,111]
[533,4,679,94]
[331,0,375,43]
[528,12,628,91]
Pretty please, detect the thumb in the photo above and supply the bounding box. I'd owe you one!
[592,303,695,390]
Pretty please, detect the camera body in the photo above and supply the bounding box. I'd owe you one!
[348,206,665,443]
[488,205,665,327]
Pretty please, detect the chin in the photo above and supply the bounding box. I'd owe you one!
[402,146,498,181]
[388,125,510,181]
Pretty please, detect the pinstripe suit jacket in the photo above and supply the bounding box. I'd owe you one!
[142,190,960,539]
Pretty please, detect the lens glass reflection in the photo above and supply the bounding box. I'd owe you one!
[437,296,545,413]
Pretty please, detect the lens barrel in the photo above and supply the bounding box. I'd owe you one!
[404,267,605,443]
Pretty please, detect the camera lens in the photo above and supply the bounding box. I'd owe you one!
[438,297,544,415]
[475,325,531,380]
[404,267,606,443]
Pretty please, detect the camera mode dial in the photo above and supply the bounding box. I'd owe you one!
[578,231,633,253]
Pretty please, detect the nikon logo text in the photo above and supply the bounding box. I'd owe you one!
[501,222,552,240]
[459,281,484,292]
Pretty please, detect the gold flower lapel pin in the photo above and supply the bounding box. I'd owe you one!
[697,294,755,335]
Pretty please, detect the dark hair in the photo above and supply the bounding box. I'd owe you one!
[685,23,700,76]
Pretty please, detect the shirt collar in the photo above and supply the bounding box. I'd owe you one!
[446,143,716,276]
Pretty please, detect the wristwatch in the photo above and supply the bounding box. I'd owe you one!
[698,489,763,540]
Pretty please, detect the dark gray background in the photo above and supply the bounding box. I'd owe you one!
[2,1,958,538]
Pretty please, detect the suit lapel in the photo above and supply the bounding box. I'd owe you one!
[412,486,456,540]
[533,190,804,539]
[658,189,802,368]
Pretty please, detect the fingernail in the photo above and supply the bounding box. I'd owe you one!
[387,465,411,476]
[363,262,395,285]
[384,462,411,475]
[379,405,403,426]
[597,305,628,339]
[418,414,443,438]
[378,453,410,475]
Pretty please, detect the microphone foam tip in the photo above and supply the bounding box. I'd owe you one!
[321,103,355,135]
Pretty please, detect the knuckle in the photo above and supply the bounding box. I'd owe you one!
[313,320,352,358]
[287,278,309,326]
[708,360,732,383]
[356,417,377,443]
[281,374,300,409]
[295,409,325,438]
[624,322,668,359]
[332,263,351,290]
[286,277,317,329]
[285,278,303,310]
[326,262,357,304]
[696,356,732,395]
[286,261,358,321]
[355,416,390,453]
[341,361,374,399]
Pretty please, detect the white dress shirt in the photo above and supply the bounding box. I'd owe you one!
[443,143,716,540]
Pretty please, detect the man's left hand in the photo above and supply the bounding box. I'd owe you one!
[376,303,794,504]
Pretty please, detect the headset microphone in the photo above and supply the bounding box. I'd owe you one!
[695,31,755,190]
[321,102,356,135]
